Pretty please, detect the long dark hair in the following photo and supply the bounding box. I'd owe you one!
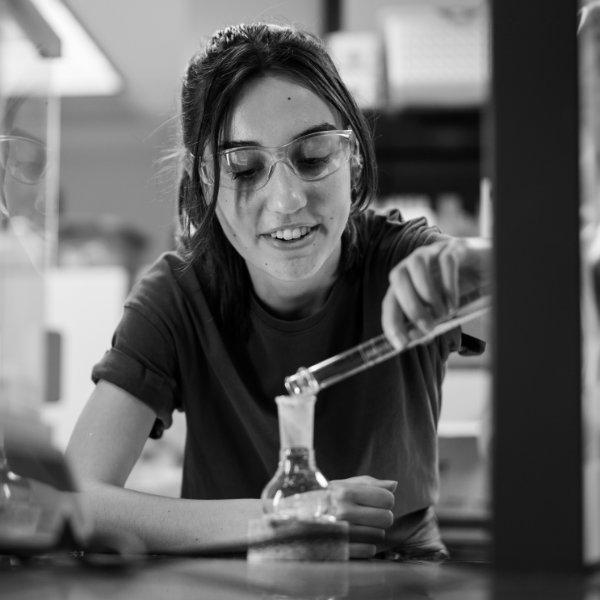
[177,23,377,336]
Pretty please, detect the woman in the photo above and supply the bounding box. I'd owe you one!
[66,23,489,560]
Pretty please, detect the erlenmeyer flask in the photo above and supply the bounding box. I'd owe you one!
[261,394,331,518]
[248,394,348,562]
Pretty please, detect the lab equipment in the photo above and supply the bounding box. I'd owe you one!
[285,287,491,396]
[247,394,349,561]
[0,437,40,540]
[261,394,331,518]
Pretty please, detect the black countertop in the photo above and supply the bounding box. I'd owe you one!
[2,555,599,600]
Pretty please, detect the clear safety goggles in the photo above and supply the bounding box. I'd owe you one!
[0,135,47,185]
[199,129,355,193]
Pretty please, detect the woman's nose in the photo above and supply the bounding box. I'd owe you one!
[262,161,307,214]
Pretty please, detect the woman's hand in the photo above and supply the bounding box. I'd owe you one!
[328,475,396,559]
[382,237,490,348]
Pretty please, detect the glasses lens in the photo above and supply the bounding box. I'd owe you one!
[0,138,46,185]
[291,132,350,181]
[200,131,353,192]
[219,148,270,192]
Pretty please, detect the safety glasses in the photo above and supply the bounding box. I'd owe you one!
[200,129,355,192]
[0,135,47,185]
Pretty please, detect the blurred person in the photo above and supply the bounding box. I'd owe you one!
[66,23,490,560]
[0,97,48,270]
[0,96,95,555]
[0,130,46,221]
[0,98,46,219]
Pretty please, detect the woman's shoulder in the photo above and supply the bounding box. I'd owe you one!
[352,207,440,246]
[349,208,448,273]
[125,251,203,315]
[353,206,432,231]
[131,251,187,290]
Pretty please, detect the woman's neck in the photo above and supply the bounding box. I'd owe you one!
[248,255,340,320]
[252,279,336,319]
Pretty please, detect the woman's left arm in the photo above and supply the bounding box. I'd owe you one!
[381,237,492,348]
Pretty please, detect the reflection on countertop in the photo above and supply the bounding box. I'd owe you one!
[2,556,599,600]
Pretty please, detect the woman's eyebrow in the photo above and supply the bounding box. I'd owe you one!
[219,122,338,151]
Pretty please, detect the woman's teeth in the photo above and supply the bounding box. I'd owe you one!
[270,226,313,240]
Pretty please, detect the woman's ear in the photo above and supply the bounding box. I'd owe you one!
[350,151,363,191]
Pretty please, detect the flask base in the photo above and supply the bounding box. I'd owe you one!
[247,516,349,562]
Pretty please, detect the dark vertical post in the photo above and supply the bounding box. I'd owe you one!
[491,0,583,570]
[323,0,342,34]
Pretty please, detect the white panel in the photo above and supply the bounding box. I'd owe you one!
[43,267,127,449]
[0,0,122,97]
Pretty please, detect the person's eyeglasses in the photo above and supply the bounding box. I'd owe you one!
[0,135,47,185]
[199,129,356,193]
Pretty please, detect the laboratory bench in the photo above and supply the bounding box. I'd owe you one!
[2,554,599,600]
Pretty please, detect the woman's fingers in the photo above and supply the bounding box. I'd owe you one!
[329,481,395,531]
[328,477,396,550]
[336,504,394,529]
[383,239,465,341]
[349,476,397,493]
[388,262,435,332]
[397,252,447,324]
[349,543,378,559]
[438,239,466,311]
[329,479,396,509]
[381,287,410,348]
[345,524,386,544]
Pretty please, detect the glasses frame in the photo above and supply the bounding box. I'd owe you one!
[199,129,356,192]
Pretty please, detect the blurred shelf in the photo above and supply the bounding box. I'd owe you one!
[364,108,482,211]
[438,510,492,563]
[447,351,490,369]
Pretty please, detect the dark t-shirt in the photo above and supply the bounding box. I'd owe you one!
[92,210,463,523]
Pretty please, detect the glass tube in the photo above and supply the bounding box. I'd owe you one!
[285,290,491,396]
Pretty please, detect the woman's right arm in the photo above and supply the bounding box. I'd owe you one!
[66,381,395,557]
[65,379,262,553]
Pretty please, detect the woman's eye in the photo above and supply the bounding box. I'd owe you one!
[299,155,330,166]
[231,168,260,181]
[296,155,331,172]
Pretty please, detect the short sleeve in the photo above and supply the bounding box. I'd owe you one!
[458,332,486,356]
[92,304,179,438]
[380,210,451,268]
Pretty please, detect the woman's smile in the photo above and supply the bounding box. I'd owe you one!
[259,223,319,245]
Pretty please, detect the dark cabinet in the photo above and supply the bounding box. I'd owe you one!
[364,108,482,214]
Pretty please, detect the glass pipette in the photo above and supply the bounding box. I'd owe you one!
[284,290,491,396]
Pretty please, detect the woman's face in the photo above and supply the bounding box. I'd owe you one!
[211,74,352,291]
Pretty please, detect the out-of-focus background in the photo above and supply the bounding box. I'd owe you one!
[59,0,488,261]
[3,0,599,573]
[2,0,490,551]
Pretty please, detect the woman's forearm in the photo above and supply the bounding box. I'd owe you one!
[76,480,262,553]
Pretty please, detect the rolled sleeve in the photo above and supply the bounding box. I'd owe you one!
[91,303,180,438]
[92,347,177,434]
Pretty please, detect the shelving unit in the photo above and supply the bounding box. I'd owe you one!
[365,108,482,213]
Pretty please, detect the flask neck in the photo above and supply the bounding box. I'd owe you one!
[275,394,316,449]
[278,446,317,472]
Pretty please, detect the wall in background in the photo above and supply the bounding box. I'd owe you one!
[343,0,404,31]
[59,0,321,262]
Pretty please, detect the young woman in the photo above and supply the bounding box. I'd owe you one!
[66,22,489,560]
